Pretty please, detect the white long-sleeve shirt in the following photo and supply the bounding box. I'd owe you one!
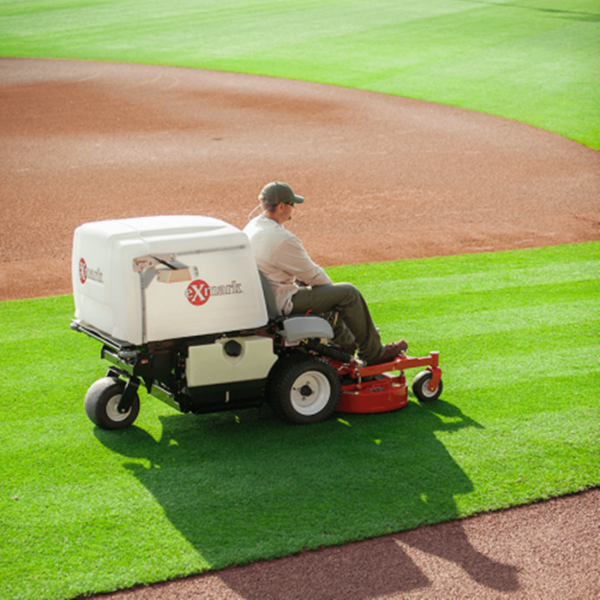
[243,214,331,315]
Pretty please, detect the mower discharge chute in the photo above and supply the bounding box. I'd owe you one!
[71,216,442,429]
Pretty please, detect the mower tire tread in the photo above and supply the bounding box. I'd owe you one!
[84,376,140,430]
[267,353,341,424]
[412,370,443,402]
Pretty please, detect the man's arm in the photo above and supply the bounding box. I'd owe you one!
[277,235,332,287]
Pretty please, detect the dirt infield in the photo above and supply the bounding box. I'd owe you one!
[1,58,598,598]
[1,58,598,301]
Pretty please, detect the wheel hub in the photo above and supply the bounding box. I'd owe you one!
[299,384,314,397]
[290,371,331,415]
[106,395,132,422]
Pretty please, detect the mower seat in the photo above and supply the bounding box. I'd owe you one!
[258,270,334,342]
[281,316,334,343]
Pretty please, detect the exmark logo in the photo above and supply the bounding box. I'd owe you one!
[185,280,243,306]
[185,280,211,306]
[79,258,104,284]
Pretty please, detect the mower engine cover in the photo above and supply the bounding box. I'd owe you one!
[72,216,269,344]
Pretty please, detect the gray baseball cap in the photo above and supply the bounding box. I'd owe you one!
[260,181,304,205]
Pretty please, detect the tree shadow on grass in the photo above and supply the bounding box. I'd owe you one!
[94,398,519,597]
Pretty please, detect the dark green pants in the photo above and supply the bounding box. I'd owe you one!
[291,283,384,363]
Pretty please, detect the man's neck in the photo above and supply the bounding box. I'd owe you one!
[263,211,285,225]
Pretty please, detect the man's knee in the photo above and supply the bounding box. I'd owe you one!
[333,282,363,304]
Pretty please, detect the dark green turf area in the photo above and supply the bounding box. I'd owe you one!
[0,0,598,149]
[1,243,598,599]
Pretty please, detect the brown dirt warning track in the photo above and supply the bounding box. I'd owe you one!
[1,58,598,598]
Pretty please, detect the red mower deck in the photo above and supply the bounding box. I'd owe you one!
[336,352,441,414]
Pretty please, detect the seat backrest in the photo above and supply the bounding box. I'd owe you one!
[258,271,278,320]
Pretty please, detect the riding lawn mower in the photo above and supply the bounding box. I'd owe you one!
[71,216,443,430]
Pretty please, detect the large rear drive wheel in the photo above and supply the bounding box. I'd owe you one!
[412,370,443,402]
[84,377,140,430]
[268,355,341,424]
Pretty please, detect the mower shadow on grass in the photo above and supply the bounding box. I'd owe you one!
[93,398,519,596]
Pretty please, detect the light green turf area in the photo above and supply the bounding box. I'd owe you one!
[1,243,598,599]
[0,0,598,149]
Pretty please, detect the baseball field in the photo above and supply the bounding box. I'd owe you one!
[1,2,599,599]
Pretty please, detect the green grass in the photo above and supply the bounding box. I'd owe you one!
[1,0,599,149]
[1,242,598,599]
